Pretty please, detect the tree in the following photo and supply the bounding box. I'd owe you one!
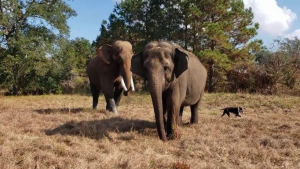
[54,37,93,78]
[95,0,261,92]
[191,0,261,91]
[257,38,300,90]
[0,0,76,94]
[94,0,184,51]
[52,37,93,94]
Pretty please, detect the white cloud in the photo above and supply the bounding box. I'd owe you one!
[243,0,297,36]
[285,29,300,39]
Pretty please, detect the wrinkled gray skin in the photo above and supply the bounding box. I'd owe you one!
[87,41,134,115]
[131,42,207,141]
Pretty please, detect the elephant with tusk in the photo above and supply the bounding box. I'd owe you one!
[113,75,135,94]
[87,41,135,115]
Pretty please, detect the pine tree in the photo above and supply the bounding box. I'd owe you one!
[95,0,261,91]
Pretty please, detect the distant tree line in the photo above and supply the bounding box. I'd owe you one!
[0,0,299,95]
[96,0,299,95]
[0,0,93,95]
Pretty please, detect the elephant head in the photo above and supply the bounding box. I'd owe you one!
[131,42,188,141]
[97,41,135,94]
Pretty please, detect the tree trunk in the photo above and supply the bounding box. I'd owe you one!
[0,0,2,13]
[184,24,188,50]
[12,84,19,95]
[208,59,214,93]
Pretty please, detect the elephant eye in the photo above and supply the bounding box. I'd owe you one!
[164,66,168,71]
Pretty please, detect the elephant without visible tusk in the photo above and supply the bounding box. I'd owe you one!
[131,41,207,141]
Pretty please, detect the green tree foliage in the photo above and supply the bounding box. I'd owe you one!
[95,0,261,91]
[53,37,93,94]
[95,0,184,51]
[258,38,300,90]
[0,0,77,94]
[226,38,300,94]
[55,37,93,78]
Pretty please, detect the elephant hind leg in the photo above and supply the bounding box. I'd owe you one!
[190,90,204,124]
[190,102,198,124]
[190,94,204,124]
[178,106,184,126]
[190,101,199,124]
[90,84,100,109]
[104,95,112,111]
[162,92,168,130]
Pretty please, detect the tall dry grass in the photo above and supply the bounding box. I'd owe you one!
[0,93,299,169]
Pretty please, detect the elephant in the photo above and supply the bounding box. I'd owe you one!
[87,41,135,115]
[131,41,207,141]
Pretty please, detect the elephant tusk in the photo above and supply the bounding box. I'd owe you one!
[121,77,128,91]
[131,77,135,91]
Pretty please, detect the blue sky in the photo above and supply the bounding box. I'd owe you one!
[66,0,300,47]
[66,0,117,43]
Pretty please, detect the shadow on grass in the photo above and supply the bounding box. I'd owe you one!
[35,108,86,114]
[45,117,156,140]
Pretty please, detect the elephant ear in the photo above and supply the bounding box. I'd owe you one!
[131,51,146,79]
[97,44,113,64]
[174,48,189,78]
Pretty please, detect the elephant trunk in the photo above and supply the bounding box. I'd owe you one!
[148,75,167,141]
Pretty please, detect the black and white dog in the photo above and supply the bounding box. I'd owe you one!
[221,107,244,117]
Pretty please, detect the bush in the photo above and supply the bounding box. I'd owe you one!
[60,76,90,94]
[227,64,276,94]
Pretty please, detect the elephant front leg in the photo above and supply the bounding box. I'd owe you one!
[166,90,180,139]
[104,94,119,115]
[114,86,123,106]
[166,106,180,140]
[109,99,118,115]
[101,78,119,115]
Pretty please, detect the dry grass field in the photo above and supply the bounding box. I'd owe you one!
[0,93,299,169]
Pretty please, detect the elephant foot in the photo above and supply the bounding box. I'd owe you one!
[106,107,112,111]
[190,119,198,124]
[106,107,119,115]
[167,134,175,140]
[108,99,119,115]
[177,119,183,126]
[93,103,98,109]
[167,129,181,140]
[111,107,119,115]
